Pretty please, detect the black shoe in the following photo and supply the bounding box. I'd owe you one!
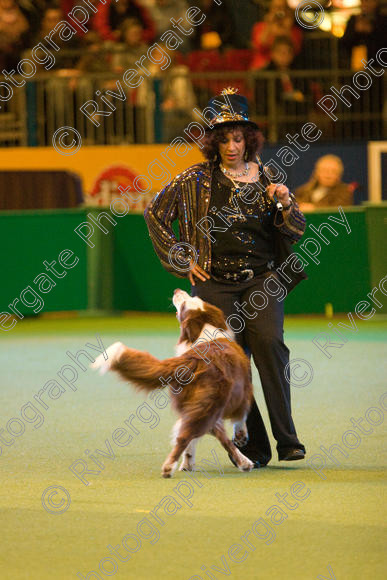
[279,448,305,461]
[228,453,268,469]
[252,460,267,469]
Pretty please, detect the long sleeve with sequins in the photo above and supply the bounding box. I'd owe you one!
[144,176,183,277]
[144,163,307,289]
[144,162,213,279]
[273,195,306,243]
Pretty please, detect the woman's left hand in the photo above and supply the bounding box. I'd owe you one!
[266,184,290,207]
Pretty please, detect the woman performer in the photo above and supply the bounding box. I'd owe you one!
[145,88,306,467]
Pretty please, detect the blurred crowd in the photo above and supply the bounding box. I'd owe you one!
[1,0,386,73]
[1,0,385,144]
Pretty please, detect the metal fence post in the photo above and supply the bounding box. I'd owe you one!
[26,82,38,147]
[153,77,163,143]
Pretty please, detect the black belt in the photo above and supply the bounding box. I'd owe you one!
[211,261,274,283]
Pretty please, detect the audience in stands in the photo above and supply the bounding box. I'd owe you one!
[0,0,30,68]
[340,0,387,69]
[31,4,80,70]
[17,0,45,40]
[60,0,110,40]
[295,155,354,210]
[76,31,111,74]
[2,0,380,77]
[255,35,307,133]
[250,0,303,70]
[160,48,197,141]
[191,0,234,51]
[0,0,381,144]
[149,0,192,52]
[112,18,149,72]
[266,36,305,103]
[105,0,155,43]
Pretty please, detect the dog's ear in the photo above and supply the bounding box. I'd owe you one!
[176,302,186,322]
[182,315,204,344]
[204,304,228,330]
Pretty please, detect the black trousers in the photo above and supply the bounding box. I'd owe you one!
[191,273,305,463]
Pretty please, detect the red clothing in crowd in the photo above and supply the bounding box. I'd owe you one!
[60,0,104,37]
[251,22,302,69]
[60,0,155,43]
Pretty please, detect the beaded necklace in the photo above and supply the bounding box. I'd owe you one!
[224,166,262,206]
[219,162,249,178]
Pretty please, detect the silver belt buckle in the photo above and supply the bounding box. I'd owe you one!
[241,269,254,281]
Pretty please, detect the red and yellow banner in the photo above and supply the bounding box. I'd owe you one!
[0,144,203,212]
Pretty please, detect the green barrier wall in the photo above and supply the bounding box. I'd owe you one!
[113,214,190,312]
[285,208,370,314]
[364,203,387,292]
[0,209,88,320]
[1,205,386,318]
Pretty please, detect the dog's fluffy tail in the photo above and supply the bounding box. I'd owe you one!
[91,341,194,393]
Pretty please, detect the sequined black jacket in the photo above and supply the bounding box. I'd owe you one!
[144,161,307,291]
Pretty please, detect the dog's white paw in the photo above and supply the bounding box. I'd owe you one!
[238,457,254,472]
[179,460,195,472]
[239,457,254,471]
[234,449,254,472]
[161,460,178,478]
[90,341,124,375]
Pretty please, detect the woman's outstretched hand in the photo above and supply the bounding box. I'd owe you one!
[266,184,290,207]
[188,261,211,286]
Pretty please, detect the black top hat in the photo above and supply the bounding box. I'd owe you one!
[205,88,259,131]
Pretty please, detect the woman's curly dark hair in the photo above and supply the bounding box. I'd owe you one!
[201,123,264,164]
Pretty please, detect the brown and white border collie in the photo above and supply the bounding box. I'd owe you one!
[91,289,254,477]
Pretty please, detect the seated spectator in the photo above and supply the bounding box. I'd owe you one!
[108,18,150,124]
[32,4,81,70]
[0,0,29,68]
[77,31,112,74]
[105,0,155,43]
[250,0,302,70]
[340,0,387,69]
[266,36,305,103]
[39,4,62,33]
[254,35,307,135]
[160,49,196,141]
[149,0,192,52]
[112,18,149,72]
[295,155,354,210]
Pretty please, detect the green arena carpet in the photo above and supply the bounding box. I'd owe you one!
[0,314,386,580]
